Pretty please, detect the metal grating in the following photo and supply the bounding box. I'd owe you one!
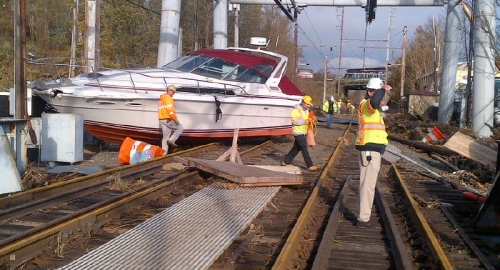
[60,183,280,270]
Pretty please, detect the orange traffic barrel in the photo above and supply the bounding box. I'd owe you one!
[422,126,444,143]
[119,137,165,165]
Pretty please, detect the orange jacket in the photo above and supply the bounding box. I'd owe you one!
[158,94,178,120]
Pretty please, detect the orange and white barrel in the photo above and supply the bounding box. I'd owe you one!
[119,137,165,165]
[422,126,444,143]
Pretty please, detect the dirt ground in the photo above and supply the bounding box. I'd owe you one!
[20,110,498,193]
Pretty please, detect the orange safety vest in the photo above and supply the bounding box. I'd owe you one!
[158,94,178,120]
[355,99,388,146]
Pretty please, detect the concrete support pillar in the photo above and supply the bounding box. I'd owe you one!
[438,0,464,123]
[472,0,495,137]
[214,0,228,49]
[157,0,181,67]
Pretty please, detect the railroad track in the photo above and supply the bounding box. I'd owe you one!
[3,122,499,269]
[267,126,497,269]
[389,146,497,270]
[0,141,273,269]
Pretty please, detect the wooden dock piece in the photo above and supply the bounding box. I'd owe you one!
[443,131,496,169]
[176,157,304,187]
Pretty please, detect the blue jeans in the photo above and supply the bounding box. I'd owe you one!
[326,113,334,128]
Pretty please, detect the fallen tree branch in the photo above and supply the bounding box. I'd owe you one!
[388,133,457,156]
[430,154,461,171]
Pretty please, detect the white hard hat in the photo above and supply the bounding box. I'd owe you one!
[366,78,383,90]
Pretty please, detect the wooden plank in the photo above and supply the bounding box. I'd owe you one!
[443,131,496,169]
[240,182,303,187]
[249,165,302,175]
[180,157,303,185]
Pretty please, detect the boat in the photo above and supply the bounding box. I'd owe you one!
[30,46,306,145]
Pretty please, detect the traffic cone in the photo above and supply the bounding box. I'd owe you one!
[119,137,165,165]
[422,126,445,143]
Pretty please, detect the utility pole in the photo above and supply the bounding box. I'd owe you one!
[385,7,394,82]
[14,0,27,119]
[233,4,240,47]
[324,56,328,105]
[337,7,344,96]
[84,0,100,72]
[433,16,438,92]
[70,0,79,78]
[292,8,298,83]
[194,0,199,50]
[400,26,407,113]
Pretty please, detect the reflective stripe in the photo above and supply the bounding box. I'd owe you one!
[158,94,177,120]
[360,123,385,129]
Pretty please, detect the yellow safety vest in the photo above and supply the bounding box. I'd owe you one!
[356,99,388,146]
[291,108,308,135]
[322,101,329,113]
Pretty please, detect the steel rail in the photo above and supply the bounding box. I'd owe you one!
[374,180,414,269]
[272,124,350,270]
[0,143,216,209]
[440,205,496,270]
[310,176,352,269]
[0,170,198,266]
[311,175,413,269]
[1,140,272,267]
[390,165,454,270]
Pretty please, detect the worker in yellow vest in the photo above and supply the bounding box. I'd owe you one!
[347,99,356,117]
[282,95,318,171]
[336,100,343,114]
[354,78,391,229]
[322,96,335,128]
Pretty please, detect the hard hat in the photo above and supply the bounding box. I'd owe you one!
[302,95,313,105]
[330,96,334,101]
[366,78,383,90]
[167,85,177,92]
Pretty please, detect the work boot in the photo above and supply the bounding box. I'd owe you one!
[307,165,318,171]
[167,140,178,148]
[167,140,178,152]
[356,219,381,229]
[282,161,292,166]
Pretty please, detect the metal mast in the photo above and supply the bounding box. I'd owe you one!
[337,7,344,96]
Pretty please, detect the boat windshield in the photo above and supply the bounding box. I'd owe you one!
[164,55,270,83]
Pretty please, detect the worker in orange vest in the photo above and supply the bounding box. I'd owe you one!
[158,85,184,154]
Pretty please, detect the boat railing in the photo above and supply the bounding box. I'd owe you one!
[26,57,147,83]
[127,70,247,96]
[27,57,247,96]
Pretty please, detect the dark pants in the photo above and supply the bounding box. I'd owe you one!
[284,134,313,168]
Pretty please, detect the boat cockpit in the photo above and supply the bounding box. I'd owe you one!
[163,55,272,84]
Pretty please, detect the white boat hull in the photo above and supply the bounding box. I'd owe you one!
[44,92,297,144]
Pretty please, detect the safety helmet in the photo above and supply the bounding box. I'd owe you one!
[167,85,177,92]
[366,78,383,90]
[302,95,313,105]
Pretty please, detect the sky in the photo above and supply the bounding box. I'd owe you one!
[293,5,446,74]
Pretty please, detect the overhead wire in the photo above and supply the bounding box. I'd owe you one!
[303,9,325,45]
[297,23,337,71]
